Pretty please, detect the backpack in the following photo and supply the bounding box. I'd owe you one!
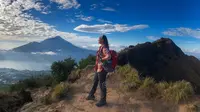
[98,46,118,72]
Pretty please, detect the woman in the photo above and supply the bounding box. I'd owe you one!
[86,35,111,107]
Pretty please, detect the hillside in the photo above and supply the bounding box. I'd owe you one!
[118,38,200,93]
[17,65,199,112]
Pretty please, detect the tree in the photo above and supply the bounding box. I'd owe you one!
[51,57,77,83]
[78,54,96,69]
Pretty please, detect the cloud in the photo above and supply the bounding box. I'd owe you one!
[146,36,160,41]
[163,27,200,39]
[81,44,126,51]
[102,7,116,11]
[50,0,80,9]
[0,0,97,50]
[97,19,112,23]
[74,24,149,33]
[31,51,57,55]
[183,48,200,53]
[75,15,94,21]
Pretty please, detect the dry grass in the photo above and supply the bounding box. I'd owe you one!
[41,82,71,105]
[117,64,195,104]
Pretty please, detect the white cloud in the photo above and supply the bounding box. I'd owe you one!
[50,0,80,9]
[81,44,126,51]
[75,15,94,21]
[102,7,116,11]
[0,41,25,50]
[74,24,149,33]
[0,0,97,50]
[163,27,200,39]
[31,51,57,55]
[146,36,160,41]
[97,19,112,23]
[183,48,200,54]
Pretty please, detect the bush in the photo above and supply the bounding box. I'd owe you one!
[139,77,157,98]
[117,65,141,91]
[0,84,11,92]
[68,69,82,83]
[51,57,77,83]
[161,80,194,104]
[51,82,71,102]
[78,54,96,69]
[10,75,54,92]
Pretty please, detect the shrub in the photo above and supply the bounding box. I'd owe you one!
[117,65,195,104]
[68,69,82,83]
[51,82,71,102]
[78,54,96,69]
[161,80,194,104]
[9,75,54,92]
[117,65,141,91]
[0,84,11,92]
[139,77,158,98]
[51,57,77,83]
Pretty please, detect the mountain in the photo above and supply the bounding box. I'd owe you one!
[0,36,96,70]
[12,36,94,54]
[118,37,200,93]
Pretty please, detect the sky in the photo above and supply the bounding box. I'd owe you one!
[0,0,200,57]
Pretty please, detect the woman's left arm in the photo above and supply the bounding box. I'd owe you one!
[101,48,111,61]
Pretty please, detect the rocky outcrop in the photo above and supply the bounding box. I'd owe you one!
[118,38,200,93]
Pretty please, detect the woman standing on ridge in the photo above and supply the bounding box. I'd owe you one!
[86,35,111,107]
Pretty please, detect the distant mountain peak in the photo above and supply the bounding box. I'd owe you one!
[12,36,95,55]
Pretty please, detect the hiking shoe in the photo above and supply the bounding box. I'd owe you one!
[86,95,95,100]
[95,100,107,107]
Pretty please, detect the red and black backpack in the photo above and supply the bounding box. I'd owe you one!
[96,46,118,72]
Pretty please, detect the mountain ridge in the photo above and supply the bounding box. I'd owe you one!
[12,36,95,53]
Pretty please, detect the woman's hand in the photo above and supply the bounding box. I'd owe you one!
[102,48,111,61]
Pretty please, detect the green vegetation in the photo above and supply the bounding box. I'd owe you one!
[51,57,77,83]
[9,75,54,92]
[117,65,141,91]
[0,84,10,92]
[117,64,194,104]
[160,80,194,104]
[78,54,96,69]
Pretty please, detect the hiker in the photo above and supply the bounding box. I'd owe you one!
[86,35,111,107]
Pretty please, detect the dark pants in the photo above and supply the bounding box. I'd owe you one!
[89,70,108,101]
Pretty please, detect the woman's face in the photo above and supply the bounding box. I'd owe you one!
[98,37,104,44]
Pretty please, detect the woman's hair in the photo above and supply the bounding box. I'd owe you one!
[101,35,109,49]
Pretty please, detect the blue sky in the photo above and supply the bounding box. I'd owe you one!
[0,0,200,57]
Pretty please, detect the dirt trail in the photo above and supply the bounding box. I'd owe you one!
[60,72,180,112]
